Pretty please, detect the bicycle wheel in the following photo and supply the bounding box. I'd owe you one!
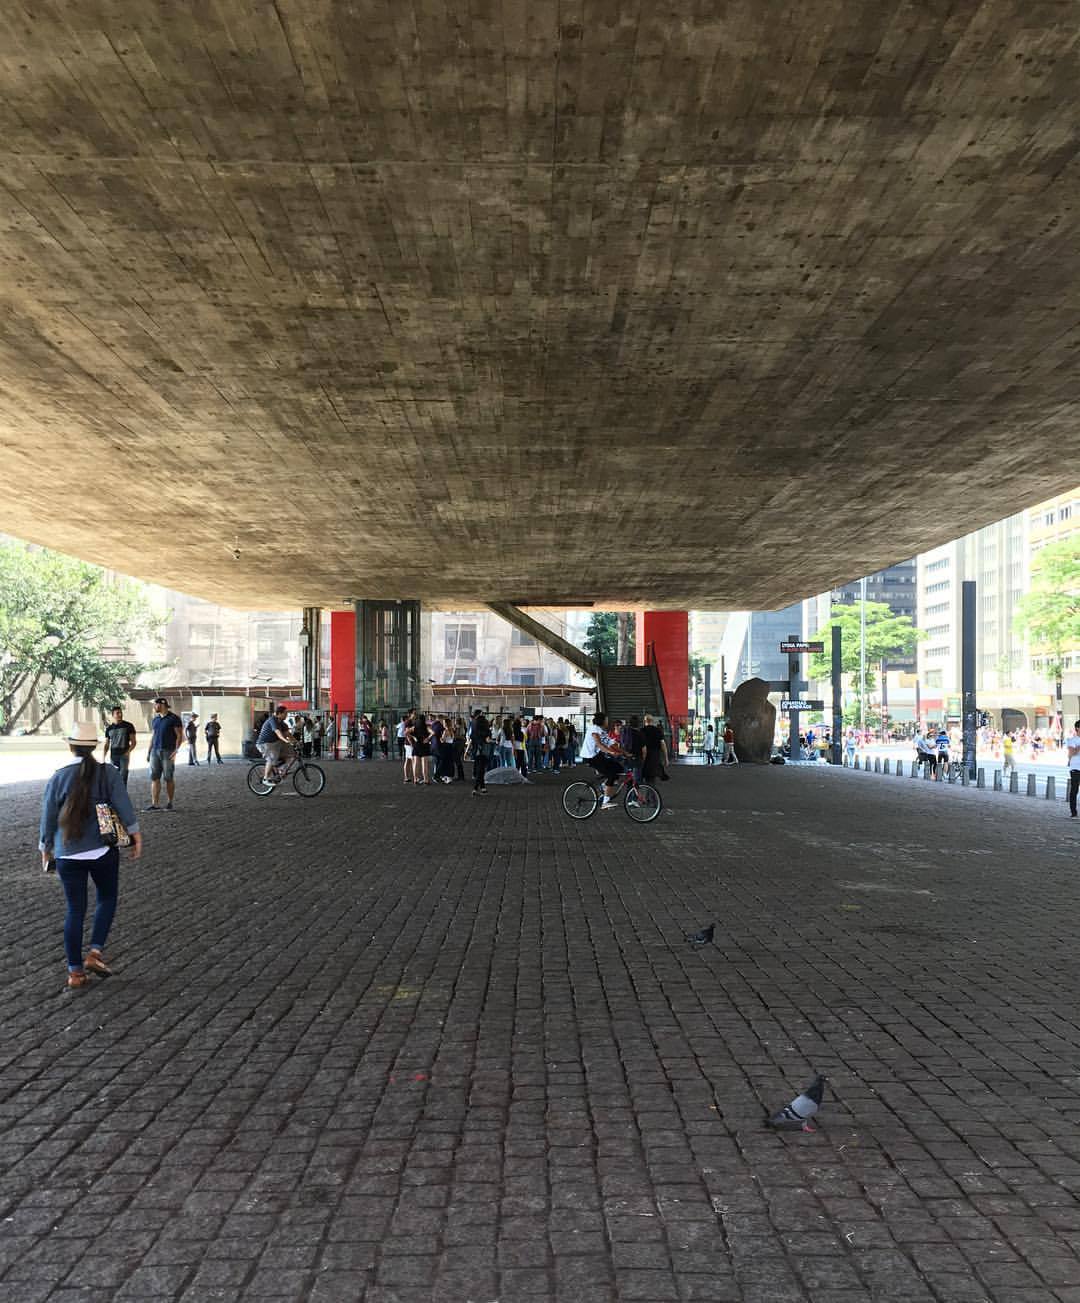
[562,781,599,819]
[293,763,326,797]
[625,782,662,822]
[247,763,275,796]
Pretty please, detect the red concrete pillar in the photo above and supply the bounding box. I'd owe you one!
[636,611,689,716]
[329,610,356,713]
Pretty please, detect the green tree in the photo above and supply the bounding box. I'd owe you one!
[581,611,635,665]
[0,543,162,734]
[1013,537,1080,725]
[808,601,925,722]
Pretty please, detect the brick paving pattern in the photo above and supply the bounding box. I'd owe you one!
[2,756,1080,1302]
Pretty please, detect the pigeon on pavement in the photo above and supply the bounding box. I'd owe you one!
[684,923,715,946]
[766,1074,826,1131]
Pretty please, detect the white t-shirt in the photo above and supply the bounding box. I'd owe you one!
[581,726,608,760]
[1068,734,1080,770]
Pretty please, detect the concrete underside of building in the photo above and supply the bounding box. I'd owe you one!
[2,3,1079,610]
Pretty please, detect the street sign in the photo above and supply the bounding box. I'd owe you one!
[781,699,824,712]
[779,641,824,654]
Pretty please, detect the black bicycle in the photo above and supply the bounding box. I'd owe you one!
[247,751,326,797]
[562,767,662,822]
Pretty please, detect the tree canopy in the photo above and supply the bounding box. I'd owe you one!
[581,611,635,664]
[1013,536,1080,680]
[808,601,924,692]
[0,542,161,733]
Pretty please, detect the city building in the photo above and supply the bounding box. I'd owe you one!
[830,560,918,670]
[916,510,1051,730]
[423,608,595,716]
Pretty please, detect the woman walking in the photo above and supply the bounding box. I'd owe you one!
[39,721,142,990]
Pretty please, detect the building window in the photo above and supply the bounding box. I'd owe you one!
[926,580,951,594]
[512,671,536,686]
[189,624,214,647]
[924,646,949,659]
[926,557,950,573]
[449,668,476,684]
[925,624,950,637]
[925,602,949,616]
[1046,511,1056,526]
[511,628,536,646]
[1061,505,1073,521]
[445,624,477,659]
[923,670,943,688]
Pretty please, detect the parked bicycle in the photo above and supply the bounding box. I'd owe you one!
[562,768,662,822]
[246,752,326,797]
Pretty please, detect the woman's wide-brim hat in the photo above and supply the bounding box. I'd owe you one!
[66,721,100,747]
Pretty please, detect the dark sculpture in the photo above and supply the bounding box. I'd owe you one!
[729,677,776,763]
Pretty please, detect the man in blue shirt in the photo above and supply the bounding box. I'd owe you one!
[258,704,295,782]
[146,696,184,811]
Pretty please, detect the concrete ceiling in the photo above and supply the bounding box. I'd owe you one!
[1,2,1079,611]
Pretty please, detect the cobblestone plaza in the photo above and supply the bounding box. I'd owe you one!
[3,761,1080,1301]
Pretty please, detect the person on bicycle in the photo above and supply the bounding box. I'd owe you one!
[258,705,295,783]
[934,725,950,781]
[581,712,628,809]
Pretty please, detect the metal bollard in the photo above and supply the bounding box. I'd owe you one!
[1009,770,1019,794]
[993,770,1002,791]
[1046,776,1056,801]
[843,755,848,767]
[874,757,881,773]
[924,763,933,779]
[1026,773,1037,797]
[977,768,985,789]
[896,759,904,776]
[911,762,919,779]
[883,758,891,774]
[961,768,969,786]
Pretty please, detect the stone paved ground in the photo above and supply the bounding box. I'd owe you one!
[2,755,1080,1303]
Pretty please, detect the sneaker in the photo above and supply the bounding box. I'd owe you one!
[142,804,161,812]
[165,802,174,811]
[601,798,619,809]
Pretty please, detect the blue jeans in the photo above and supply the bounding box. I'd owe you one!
[56,849,120,971]
[499,747,515,768]
[527,741,543,772]
[111,754,130,785]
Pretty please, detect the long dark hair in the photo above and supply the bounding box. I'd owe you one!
[59,746,99,841]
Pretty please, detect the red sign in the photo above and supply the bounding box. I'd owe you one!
[277,699,311,710]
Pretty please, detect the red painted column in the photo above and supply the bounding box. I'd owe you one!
[637,611,689,716]
[329,610,356,713]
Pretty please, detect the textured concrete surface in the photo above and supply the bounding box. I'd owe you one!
[3,757,1080,1301]
[2,4,1079,608]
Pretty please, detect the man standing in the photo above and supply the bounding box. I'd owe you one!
[102,706,137,786]
[468,709,491,795]
[146,697,184,811]
[1067,721,1080,818]
[723,721,736,765]
[205,713,223,764]
[641,714,669,785]
[703,724,716,764]
[185,714,200,765]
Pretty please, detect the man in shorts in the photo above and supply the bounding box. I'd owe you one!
[258,704,295,783]
[580,712,628,809]
[146,697,184,811]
